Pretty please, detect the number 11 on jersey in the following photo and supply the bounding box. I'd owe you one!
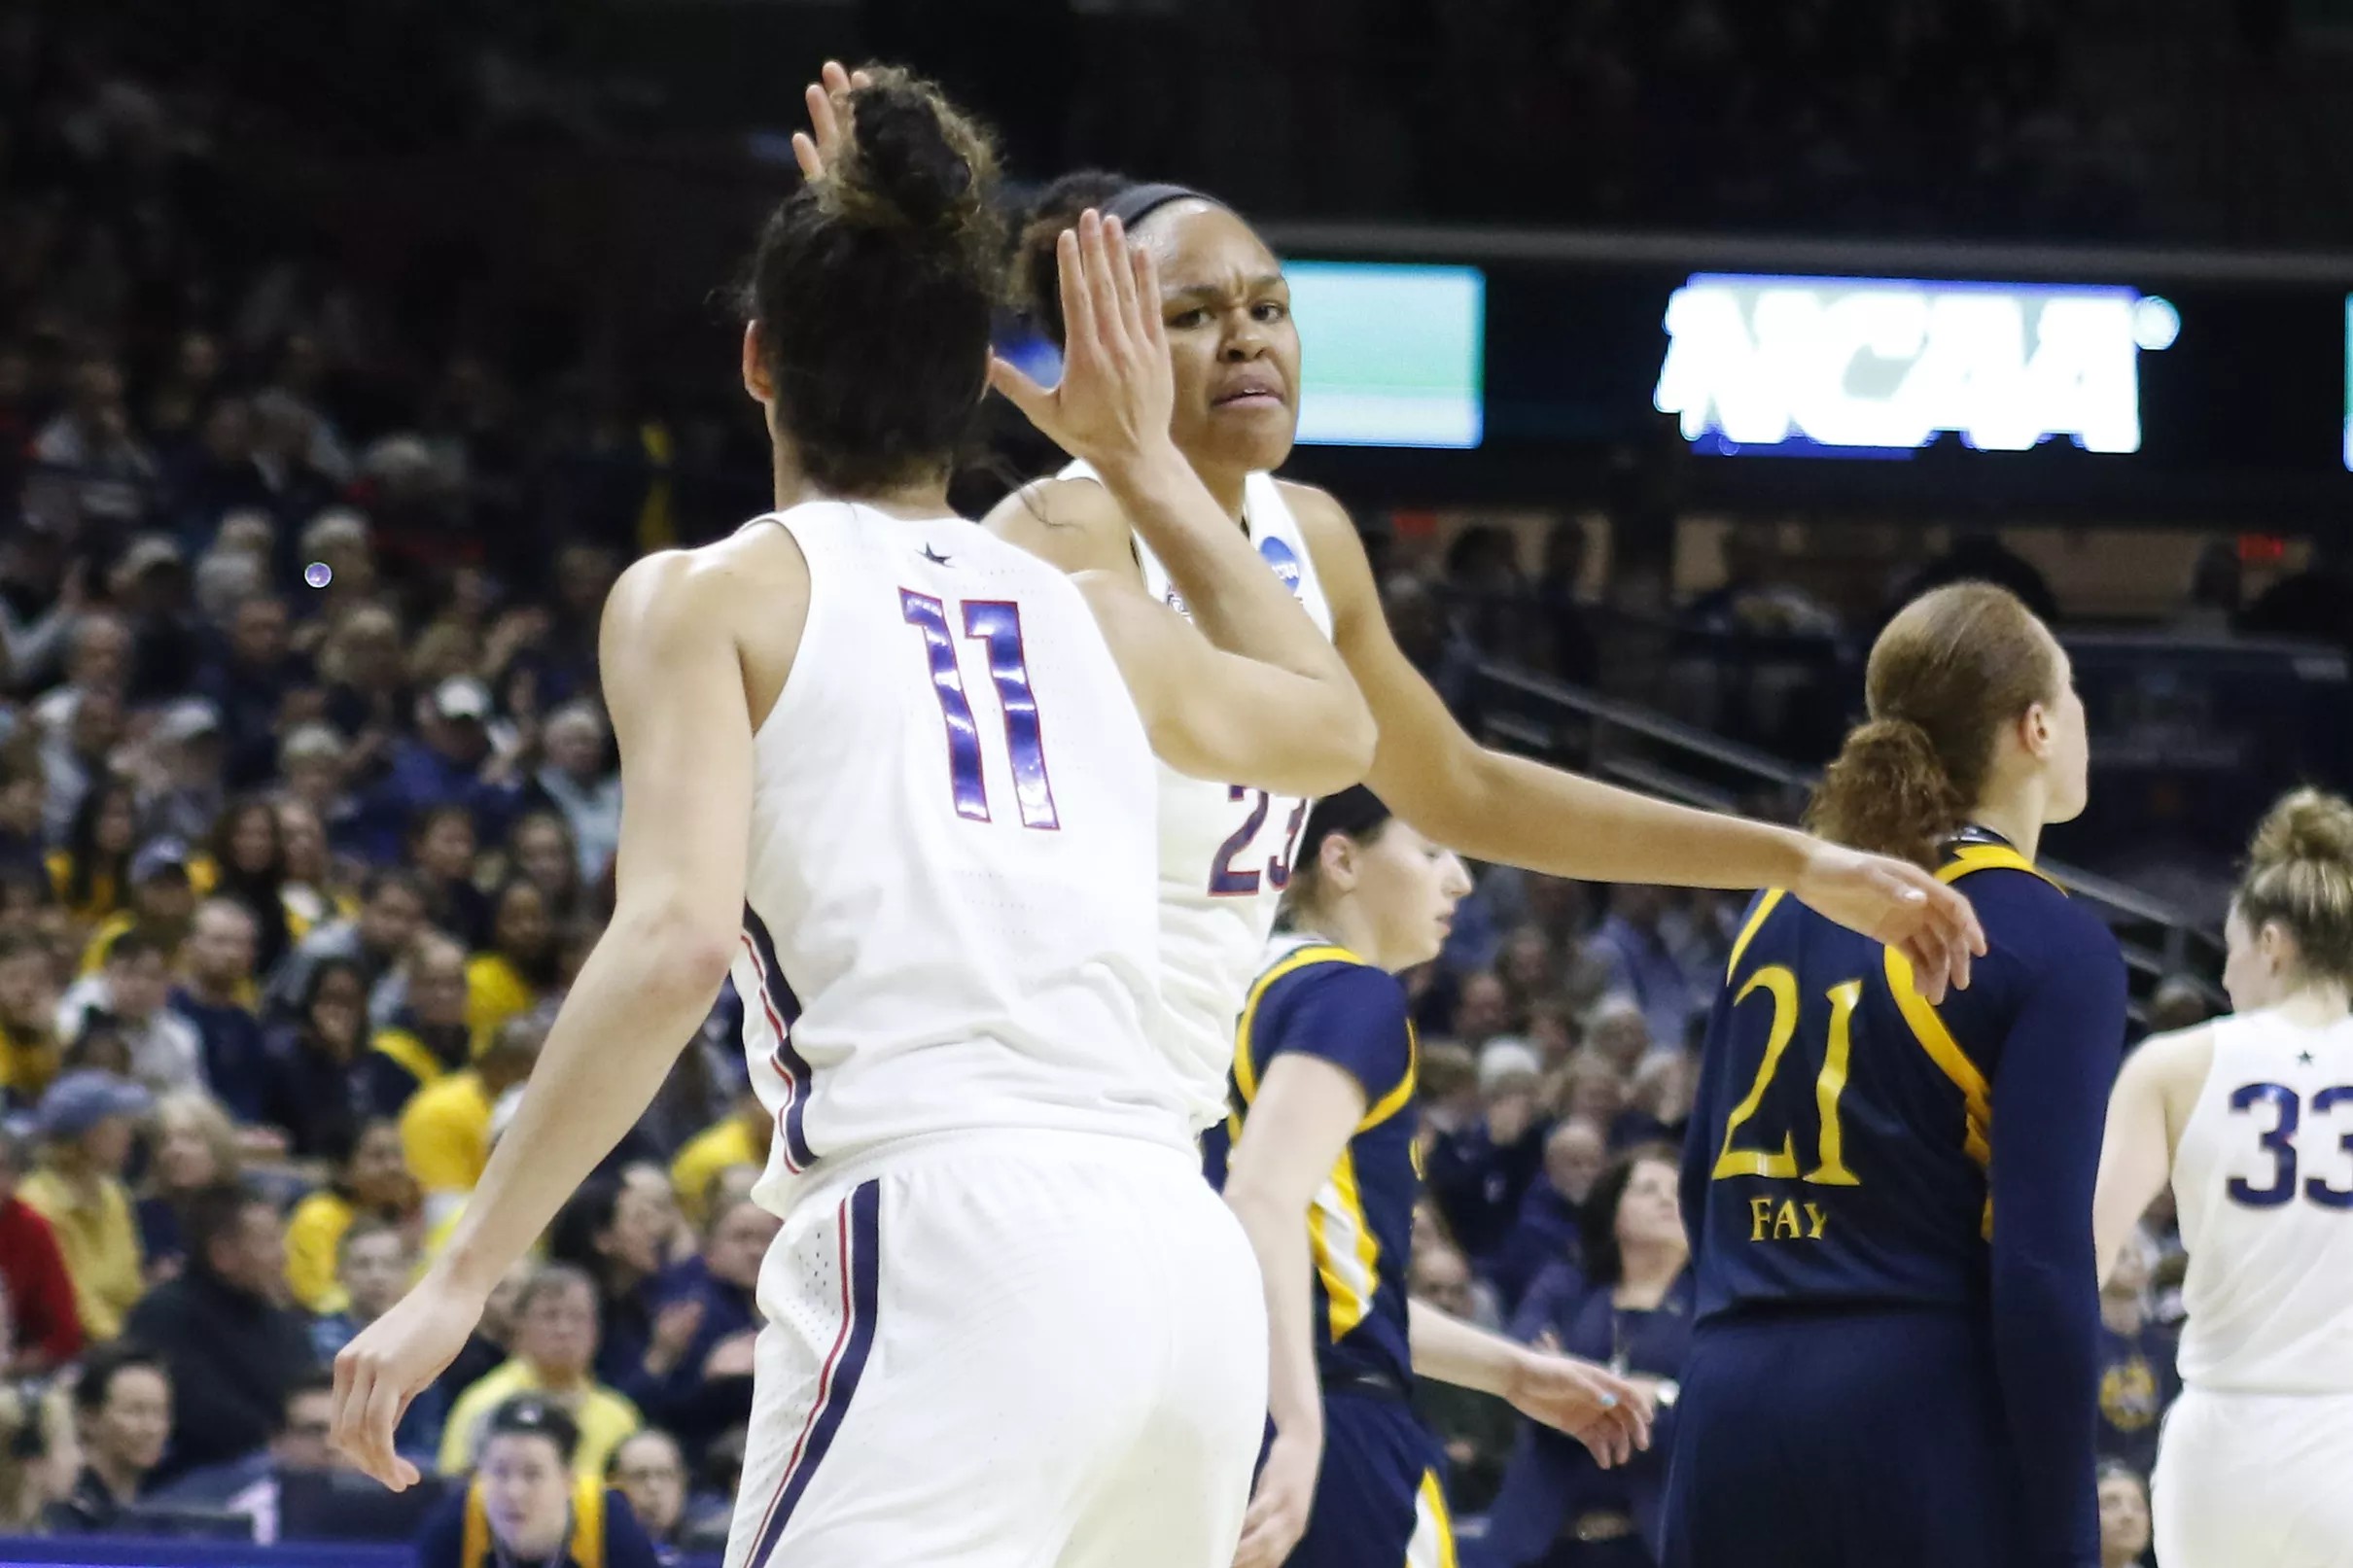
[901,590,1061,830]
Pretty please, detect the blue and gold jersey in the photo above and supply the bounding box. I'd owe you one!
[1206,936,1421,1391]
[1683,832,2128,1323]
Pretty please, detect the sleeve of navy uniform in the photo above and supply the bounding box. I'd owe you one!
[1934,871,2127,1568]
[1255,962,1413,1104]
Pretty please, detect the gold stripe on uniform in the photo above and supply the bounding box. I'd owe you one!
[1406,1470,1459,1568]
[1939,843,2064,893]
[1233,943,1361,1105]
[1883,945,1996,1238]
[1357,1019,1420,1132]
[1724,889,1788,980]
[1311,1147,1383,1340]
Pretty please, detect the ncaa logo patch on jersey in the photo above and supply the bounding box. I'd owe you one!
[1259,536,1304,598]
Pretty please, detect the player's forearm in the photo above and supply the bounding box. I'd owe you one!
[1224,1187,1327,1442]
[1095,442,1359,694]
[432,907,732,1300]
[1407,1299,1525,1397]
[1412,748,1814,890]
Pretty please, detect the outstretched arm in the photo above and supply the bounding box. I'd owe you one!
[1407,1301,1649,1466]
[2093,1027,2204,1285]
[331,549,762,1487]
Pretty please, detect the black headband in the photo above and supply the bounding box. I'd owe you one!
[1102,183,1219,232]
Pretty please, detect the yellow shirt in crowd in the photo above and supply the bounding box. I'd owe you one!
[670,1116,760,1229]
[402,1071,494,1197]
[0,1022,61,1105]
[283,1188,356,1313]
[464,955,536,1056]
[439,1361,641,1480]
[20,1168,144,1341]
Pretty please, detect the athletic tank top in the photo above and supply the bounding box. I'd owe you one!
[731,502,1192,1215]
[1056,459,1337,1132]
[2174,1009,2353,1394]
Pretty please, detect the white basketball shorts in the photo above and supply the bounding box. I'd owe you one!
[2154,1386,2353,1568]
[721,1128,1269,1568]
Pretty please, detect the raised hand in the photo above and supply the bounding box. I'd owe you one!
[988,210,1176,475]
[1793,842,1986,1003]
[791,59,873,184]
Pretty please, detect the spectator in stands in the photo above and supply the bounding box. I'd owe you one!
[77,836,198,974]
[354,677,520,864]
[0,755,48,886]
[1584,994,1652,1077]
[1454,970,1514,1051]
[547,1176,684,1414]
[0,521,82,696]
[621,1195,769,1446]
[371,931,475,1108]
[260,958,374,1160]
[2146,974,2217,1035]
[439,1264,643,1480]
[2094,1230,2176,1478]
[410,805,491,949]
[1407,1241,1516,1515]
[1586,886,1703,1058]
[309,1217,417,1362]
[272,797,347,934]
[317,604,407,753]
[284,1118,418,1312]
[417,1396,661,1568]
[1489,1116,1607,1313]
[265,868,427,1027]
[47,775,139,923]
[509,812,585,927]
[0,1378,81,1530]
[1426,1038,1548,1261]
[169,898,266,1122]
[0,931,64,1106]
[668,1089,764,1230]
[0,1125,84,1373]
[123,1184,317,1481]
[200,595,313,790]
[136,1089,244,1274]
[404,1015,544,1216]
[21,1069,150,1340]
[2097,1461,2153,1568]
[466,878,557,1051]
[147,1371,339,1544]
[531,702,620,887]
[48,1340,170,1532]
[606,1429,689,1558]
[201,799,296,974]
[137,702,228,845]
[1485,1146,1693,1568]
[30,357,156,526]
[275,730,351,840]
[57,928,202,1095]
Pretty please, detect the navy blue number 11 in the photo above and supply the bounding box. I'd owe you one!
[900,591,1061,830]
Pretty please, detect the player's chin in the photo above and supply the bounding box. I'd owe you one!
[1201,401,1296,462]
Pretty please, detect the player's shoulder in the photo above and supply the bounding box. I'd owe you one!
[2119,1019,2219,1097]
[1271,479,1361,554]
[1257,946,1405,1015]
[609,534,799,638]
[986,473,1130,540]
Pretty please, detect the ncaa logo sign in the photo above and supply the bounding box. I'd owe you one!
[1259,536,1304,599]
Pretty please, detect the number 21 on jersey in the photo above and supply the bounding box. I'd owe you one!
[1712,966,1863,1187]
[901,590,1060,830]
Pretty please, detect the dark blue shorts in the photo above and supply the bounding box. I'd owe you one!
[1662,1308,2023,1568]
[1287,1390,1457,1568]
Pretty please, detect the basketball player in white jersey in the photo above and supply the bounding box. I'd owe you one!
[324,69,1487,1568]
[2094,787,2353,1568]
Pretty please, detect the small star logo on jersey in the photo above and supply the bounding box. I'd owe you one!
[2300,1051,2316,1066]
[921,544,953,567]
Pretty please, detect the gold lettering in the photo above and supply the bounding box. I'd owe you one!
[1749,1197,1774,1241]
[1804,1202,1828,1239]
[1773,1201,1802,1239]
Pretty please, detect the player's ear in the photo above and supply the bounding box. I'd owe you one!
[2258,918,2298,975]
[2018,699,2054,759]
[742,324,774,404]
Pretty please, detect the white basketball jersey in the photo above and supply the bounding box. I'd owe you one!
[731,502,1192,1214]
[1058,461,1337,1130]
[2173,1010,2353,1394]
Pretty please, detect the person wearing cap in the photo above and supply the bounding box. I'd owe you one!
[111,533,208,709]
[76,834,203,977]
[198,594,314,791]
[54,928,203,1096]
[139,697,228,848]
[348,676,521,867]
[415,1394,661,1568]
[19,1068,151,1340]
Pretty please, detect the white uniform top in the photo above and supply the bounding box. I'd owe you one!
[2173,1009,2353,1394]
[1058,460,1337,1131]
[732,502,1192,1215]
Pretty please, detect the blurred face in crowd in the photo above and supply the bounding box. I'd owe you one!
[90,789,137,857]
[275,801,328,881]
[68,690,124,765]
[2097,1472,2151,1567]
[209,1201,288,1296]
[1544,1119,1607,1204]
[105,948,169,1023]
[601,1182,672,1279]
[1407,1244,1477,1320]
[68,616,130,694]
[517,1277,598,1381]
[1614,1158,1685,1257]
[1134,203,1302,481]
[0,947,53,1028]
[705,1200,781,1291]
[610,1431,687,1538]
[492,883,552,963]
[134,863,195,927]
[1565,1056,1628,1127]
[556,546,619,620]
[542,711,605,783]
[1611,884,1669,933]
[272,1388,336,1472]
[479,1432,574,1557]
[620,1162,685,1250]
[1588,1002,1651,1074]
[414,812,475,882]
[306,964,366,1054]
[1500,928,1555,995]
[0,773,44,837]
[347,1120,412,1210]
[340,1229,414,1323]
[512,818,574,903]
[358,882,425,959]
[1457,973,1512,1046]
[225,805,280,876]
[87,1365,170,1481]
[335,609,403,690]
[1307,820,1472,974]
[201,398,255,465]
[153,1104,223,1192]
[77,1114,137,1176]
[408,937,470,1028]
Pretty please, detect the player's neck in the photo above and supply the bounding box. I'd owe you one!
[1297,908,1389,972]
[772,453,953,522]
[2273,983,2353,1028]
[1195,462,1248,524]
[1965,793,2043,862]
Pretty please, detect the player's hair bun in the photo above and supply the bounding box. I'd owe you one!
[825,68,999,255]
[1806,715,1969,870]
[2249,787,2353,875]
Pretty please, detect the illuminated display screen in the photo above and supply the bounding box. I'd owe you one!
[1286,261,1486,449]
[1653,274,2179,458]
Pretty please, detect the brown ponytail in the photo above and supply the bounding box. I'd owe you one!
[2237,787,2353,991]
[1806,583,2060,869]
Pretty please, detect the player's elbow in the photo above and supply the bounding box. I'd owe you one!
[611,901,739,1004]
